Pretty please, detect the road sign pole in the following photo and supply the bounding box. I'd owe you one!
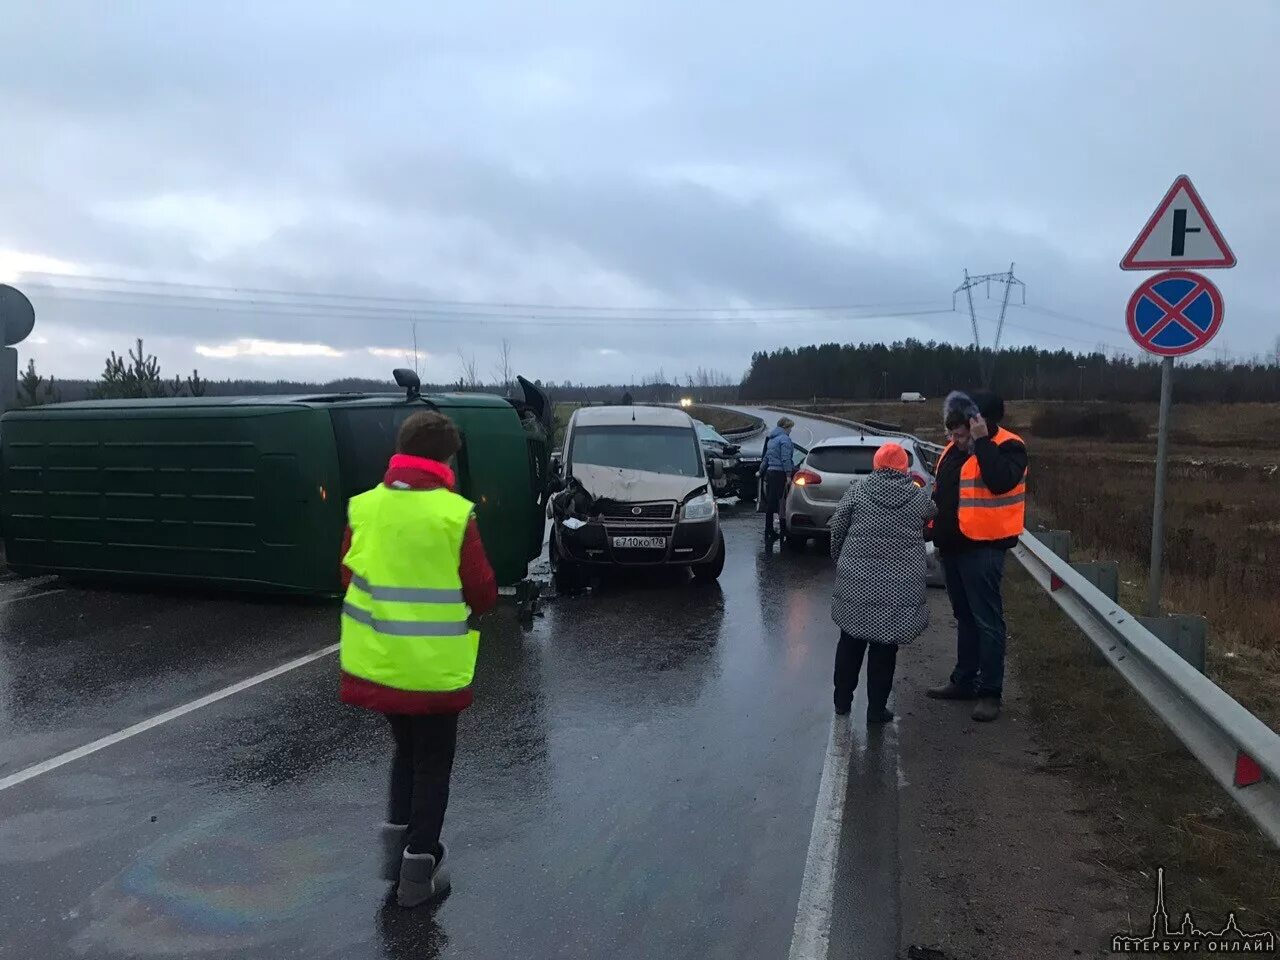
[1146,355,1174,616]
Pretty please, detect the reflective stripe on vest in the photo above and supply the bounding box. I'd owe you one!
[348,573,463,605]
[340,485,480,694]
[944,427,1027,541]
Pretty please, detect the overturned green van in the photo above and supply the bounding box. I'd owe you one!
[0,376,551,593]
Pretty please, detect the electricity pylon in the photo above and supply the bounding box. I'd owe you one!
[953,263,1026,388]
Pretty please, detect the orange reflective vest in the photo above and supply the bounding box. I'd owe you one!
[941,427,1027,541]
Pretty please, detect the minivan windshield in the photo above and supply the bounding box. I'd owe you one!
[570,424,704,478]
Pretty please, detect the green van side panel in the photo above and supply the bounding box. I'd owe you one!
[0,405,346,593]
[0,391,547,594]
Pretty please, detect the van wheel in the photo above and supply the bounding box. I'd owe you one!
[550,529,585,593]
[692,530,726,582]
[785,533,809,551]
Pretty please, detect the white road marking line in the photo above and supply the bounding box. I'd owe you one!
[0,643,340,793]
[0,589,66,606]
[788,716,853,960]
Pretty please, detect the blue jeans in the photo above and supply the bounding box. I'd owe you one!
[942,547,1007,697]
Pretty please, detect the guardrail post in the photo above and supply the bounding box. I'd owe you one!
[1029,529,1071,561]
[1137,614,1208,674]
[1069,561,1120,602]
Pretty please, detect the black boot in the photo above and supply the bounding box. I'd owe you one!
[926,681,978,701]
[865,643,898,725]
[833,633,867,717]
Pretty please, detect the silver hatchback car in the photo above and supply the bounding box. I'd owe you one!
[783,435,942,584]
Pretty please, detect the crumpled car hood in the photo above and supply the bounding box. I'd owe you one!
[570,462,707,504]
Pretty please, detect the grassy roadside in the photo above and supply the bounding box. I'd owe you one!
[685,404,759,435]
[1005,568,1280,931]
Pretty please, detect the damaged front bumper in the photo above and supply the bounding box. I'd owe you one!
[554,517,719,567]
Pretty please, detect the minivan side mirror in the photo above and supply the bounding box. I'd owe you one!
[550,452,563,477]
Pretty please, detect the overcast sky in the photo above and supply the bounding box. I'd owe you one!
[2,1,1277,387]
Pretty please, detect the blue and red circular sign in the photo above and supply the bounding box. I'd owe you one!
[1126,269,1223,357]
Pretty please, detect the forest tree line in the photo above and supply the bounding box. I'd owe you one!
[739,340,1280,403]
[15,337,1280,408]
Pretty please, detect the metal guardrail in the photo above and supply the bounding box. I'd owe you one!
[1016,530,1280,846]
[765,405,945,464]
[736,405,1280,843]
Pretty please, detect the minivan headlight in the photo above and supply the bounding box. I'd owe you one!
[682,490,717,522]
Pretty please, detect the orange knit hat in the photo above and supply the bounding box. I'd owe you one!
[873,443,910,473]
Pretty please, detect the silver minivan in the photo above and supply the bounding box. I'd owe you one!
[548,405,726,589]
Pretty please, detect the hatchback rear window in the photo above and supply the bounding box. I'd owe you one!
[807,445,912,474]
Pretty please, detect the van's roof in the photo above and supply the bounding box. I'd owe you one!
[2,391,514,416]
[571,405,693,428]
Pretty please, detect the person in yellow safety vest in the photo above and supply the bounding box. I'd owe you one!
[925,391,1028,723]
[339,410,498,908]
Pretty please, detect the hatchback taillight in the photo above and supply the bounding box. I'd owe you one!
[793,469,823,486]
[910,472,928,488]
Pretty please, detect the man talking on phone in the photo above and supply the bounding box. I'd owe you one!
[926,391,1028,722]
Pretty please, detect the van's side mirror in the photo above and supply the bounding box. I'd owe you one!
[708,458,726,480]
[550,452,563,477]
[393,368,421,399]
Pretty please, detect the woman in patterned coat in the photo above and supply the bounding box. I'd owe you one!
[828,443,937,722]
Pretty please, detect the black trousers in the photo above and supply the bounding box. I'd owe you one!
[386,713,459,856]
[833,632,898,713]
[763,471,788,536]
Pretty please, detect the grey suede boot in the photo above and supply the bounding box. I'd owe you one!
[380,823,407,882]
[396,843,451,908]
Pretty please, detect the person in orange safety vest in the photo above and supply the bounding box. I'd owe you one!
[925,391,1028,723]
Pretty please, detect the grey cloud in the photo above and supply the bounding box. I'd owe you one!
[3,0,1279,385]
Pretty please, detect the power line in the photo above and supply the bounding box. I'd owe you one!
[1011,303,1266,362]
[32,288,960,328]
[28,270,1268,364]
[20,273,945,317]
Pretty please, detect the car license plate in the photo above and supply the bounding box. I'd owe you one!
[612,536,666,549]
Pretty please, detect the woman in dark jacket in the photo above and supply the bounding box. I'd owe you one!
[828,443,937,722]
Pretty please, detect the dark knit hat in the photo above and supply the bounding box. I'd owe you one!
[971,391,1005,427]
[943,391,980,430]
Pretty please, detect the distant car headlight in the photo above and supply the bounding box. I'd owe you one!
[682,490,717,521]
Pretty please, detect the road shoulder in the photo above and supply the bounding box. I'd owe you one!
[893,593,1127,960]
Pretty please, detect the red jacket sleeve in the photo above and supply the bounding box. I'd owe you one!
[339,525,353,590]
[460,516,498,615]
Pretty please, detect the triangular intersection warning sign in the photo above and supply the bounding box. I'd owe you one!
[1120,174,1236,270]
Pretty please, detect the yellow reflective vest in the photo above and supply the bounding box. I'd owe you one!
[340,485,480,696]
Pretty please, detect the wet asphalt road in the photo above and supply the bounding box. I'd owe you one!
[0,495,902,958]
[725,405,888,450]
